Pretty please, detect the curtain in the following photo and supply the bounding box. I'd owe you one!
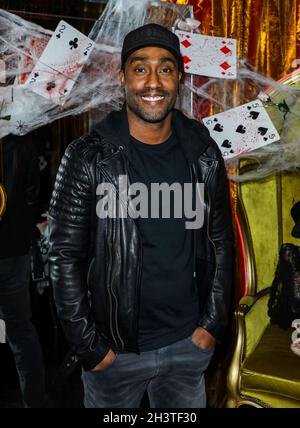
[164,0,300,80]
[164,1,300,298]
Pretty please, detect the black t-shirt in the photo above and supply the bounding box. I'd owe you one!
[127,132,199,351]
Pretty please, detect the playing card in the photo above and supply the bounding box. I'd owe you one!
[0,84,47,137]
[18,36,49,85]
[0,85,17,137]
[202,99,280,159]
[0,85,13,121]
[0,59,5,83]
[0,319,5,343]
[25,20,95,104]
[175,30,237,79]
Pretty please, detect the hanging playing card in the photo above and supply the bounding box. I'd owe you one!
[0,59,6,84]
[25,20,95,104]
[0,84,49,137]
[175,30,237,79]
[0,85,13,122]
[18,36,49,85]
[202,99,280,159]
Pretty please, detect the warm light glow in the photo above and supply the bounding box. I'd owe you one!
[197,0,205,9]
[160,0,189,4]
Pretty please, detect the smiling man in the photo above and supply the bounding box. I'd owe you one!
[49,24,233,408]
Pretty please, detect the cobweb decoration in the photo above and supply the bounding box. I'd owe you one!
[0,1,192,139]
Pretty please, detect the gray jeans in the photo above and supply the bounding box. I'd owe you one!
[82,335,214,408]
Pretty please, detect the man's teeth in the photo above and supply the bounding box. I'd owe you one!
[142,96,164,101]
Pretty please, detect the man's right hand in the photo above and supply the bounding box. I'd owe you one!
[90,349,117,372]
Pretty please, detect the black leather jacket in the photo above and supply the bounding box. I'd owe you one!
[49,108,233,370]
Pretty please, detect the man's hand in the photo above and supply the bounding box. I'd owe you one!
[191,327,216,351]
[91,349,117,372]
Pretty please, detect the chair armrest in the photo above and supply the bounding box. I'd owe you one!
[227,287,270,407]
[243,288,270,359]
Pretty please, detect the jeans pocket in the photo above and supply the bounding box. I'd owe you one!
[89,353,118,374]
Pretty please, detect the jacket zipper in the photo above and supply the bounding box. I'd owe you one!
[190,164,197,282]
[106,218,121,348]
[133,240,143,355]
[99,165,125,349]
[99,152,142,351]
[86,257,95,287]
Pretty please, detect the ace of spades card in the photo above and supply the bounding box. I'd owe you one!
[175,30,237,79]
[25,20,95,104]
[202,100,280,159]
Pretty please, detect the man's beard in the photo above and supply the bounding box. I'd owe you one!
[125,89,177,123]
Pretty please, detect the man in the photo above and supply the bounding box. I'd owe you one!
[49,24,233,408]
[0,134,46,408]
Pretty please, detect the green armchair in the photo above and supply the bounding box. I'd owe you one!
[227,288,300,407]
[225,68,300,408]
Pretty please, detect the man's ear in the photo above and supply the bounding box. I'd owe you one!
[119,69,125,88]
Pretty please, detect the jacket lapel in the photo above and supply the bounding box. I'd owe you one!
[93,106,217,185]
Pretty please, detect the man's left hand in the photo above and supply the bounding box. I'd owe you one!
[191,327,216,351]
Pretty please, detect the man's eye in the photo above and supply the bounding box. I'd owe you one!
[135,67,145,73]
[161,67,172,73]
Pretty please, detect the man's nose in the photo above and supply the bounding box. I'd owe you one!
[145,70,162,88]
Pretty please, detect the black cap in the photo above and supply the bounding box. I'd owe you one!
[121,23,183,72]
[291,201,300,238]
